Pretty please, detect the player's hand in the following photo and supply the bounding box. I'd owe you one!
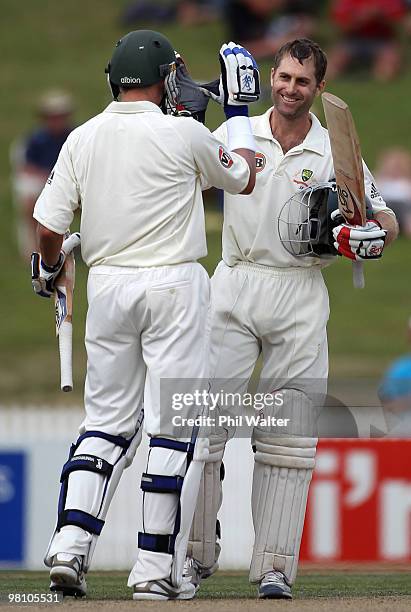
[201,42,260,117]
[31,251,65,298]
[165,54,210,123]
[31,232,81,298]
[331,214,387,261]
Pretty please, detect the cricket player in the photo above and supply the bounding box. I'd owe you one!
[185,38,398,599]
[31,30,260,600]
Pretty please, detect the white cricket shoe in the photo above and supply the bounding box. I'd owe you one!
[49,553,87,598]
[183,557,203,590]
[258,570,292,599]
[132,578,196,600]
[183,554,219,591]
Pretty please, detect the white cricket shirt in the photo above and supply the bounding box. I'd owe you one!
[34,101,250,267]
[214,107,393,268]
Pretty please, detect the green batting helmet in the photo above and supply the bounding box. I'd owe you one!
[105,30,176,100]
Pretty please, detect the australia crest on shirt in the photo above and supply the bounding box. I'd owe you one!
[293,168,314,188]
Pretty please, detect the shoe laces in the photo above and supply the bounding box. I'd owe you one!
[183,557,194,577]
[261,571,287,586]
[183,557,201,584]
[183,557,194,572]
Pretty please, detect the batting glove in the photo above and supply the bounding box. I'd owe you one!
[201,42,260,119]
[31,232,80,298]
[331,213,387,261]
[31,252,65,298]
[165,54,211,123]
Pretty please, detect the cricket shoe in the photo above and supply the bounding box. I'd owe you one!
[258,570,292,599]
[132,578,196,600]
[49,553,87,598]
[183,555,218,591]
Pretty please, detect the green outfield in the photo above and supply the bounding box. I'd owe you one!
[1,0,411,403]
[1,571,411,600]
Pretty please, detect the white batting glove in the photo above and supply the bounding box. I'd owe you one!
[31,232,80,298]
[332,215,387,261]
[201,42,260,118]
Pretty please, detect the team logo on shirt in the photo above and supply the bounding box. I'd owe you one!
[219,146,233,169]
[293,168,314,187]
[301,169,313,182]
[255,152,266,173]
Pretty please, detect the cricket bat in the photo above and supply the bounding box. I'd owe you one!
[321,92,366,289]
[55,232,81,391]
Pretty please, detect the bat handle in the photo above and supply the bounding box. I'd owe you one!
[59,320,73,392]
[352,261,365,289]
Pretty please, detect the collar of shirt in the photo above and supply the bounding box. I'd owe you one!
[252,106,326,155]
[104,101,163,114]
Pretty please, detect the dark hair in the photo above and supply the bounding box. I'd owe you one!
[272,38,327,85]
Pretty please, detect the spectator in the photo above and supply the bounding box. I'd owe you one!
[121,1,220,26]
[379,317,411,435]
[374,148,411,237]
[327,0,406,81]
[10,90,74,258]
[223,1,322,60]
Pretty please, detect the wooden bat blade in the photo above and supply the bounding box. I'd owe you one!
[322,92,366,227]
[322,92,366,289]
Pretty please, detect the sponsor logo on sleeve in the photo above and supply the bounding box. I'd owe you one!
[370,182,381,199]
[219,146,233,169]
[255,152,266,173]
[46,170,54,185]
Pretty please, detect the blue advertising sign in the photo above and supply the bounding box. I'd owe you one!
[0,452,25,564]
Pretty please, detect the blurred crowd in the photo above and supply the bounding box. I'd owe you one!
[11,1,411,258]
[122,0,411,79]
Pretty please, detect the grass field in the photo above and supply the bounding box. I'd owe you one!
[1,570,411,601]
[1,0,411,403]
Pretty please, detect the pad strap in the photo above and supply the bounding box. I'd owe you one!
[76,430,131,451]
[141,473,184,494]
[138,532,176,555]
[150,437,195,457]
[61,455,113,482]
[57,509,105,535]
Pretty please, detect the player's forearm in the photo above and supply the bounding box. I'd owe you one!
[37,223,64,266]
[375,211,399,246]
[234,148,256,194]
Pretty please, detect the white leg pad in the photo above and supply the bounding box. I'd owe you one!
[188,433,226,570]
[44,424,142,571]
[128,436,209,589]
[250,434,316,585]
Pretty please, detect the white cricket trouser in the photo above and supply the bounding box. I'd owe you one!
[210,260,329,389]
[84,262,210,437]
[49,262,210,581]
[211,261,328,582]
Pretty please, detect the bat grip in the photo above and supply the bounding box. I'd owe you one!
[353,261,365,289]
[59,320,73,392]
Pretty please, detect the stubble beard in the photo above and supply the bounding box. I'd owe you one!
[272,92,313,121]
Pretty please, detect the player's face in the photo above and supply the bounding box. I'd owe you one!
[271,54,324,119]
